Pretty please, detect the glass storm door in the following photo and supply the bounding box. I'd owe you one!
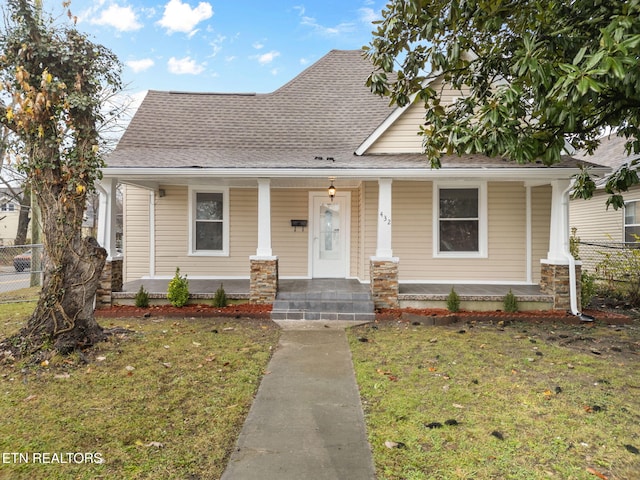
[311,193,349,278]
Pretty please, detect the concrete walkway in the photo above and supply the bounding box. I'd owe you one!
[221,322,376,480]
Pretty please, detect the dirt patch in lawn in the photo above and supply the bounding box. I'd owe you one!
[373,306,640,367]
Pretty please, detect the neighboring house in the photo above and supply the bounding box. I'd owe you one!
[570,134,640,281]
[571,134,640,243]
[0,188,22,246]
[99,49,606,311]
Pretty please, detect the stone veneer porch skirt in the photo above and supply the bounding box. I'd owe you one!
[113,279,552,308]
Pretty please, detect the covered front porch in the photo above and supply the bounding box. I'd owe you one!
[95,175,582,313]
[112,278,554,312]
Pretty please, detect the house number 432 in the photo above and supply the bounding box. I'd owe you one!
[379,211,391,226]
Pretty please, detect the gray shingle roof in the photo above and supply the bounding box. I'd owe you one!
[108,50,394,168]
[575,134,640,169]
[106,49,591,171]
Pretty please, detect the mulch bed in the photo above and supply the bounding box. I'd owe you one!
[96,303,633,325]
[96,303,273,319]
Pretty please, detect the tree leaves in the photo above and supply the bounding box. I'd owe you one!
[365,0,640,206]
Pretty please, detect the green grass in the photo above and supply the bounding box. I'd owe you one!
[349,320,640,480]
[0,311,279,479]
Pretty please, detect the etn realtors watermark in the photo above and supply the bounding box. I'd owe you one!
[2,452,104,464]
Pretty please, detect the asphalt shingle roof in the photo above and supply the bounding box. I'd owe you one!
[108,50,396,168]
[106,49,592,171]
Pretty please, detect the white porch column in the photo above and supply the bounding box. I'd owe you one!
[255,178,273,257]
[546,179,571,263]
[376,178,393,258]
[97,178,119,260]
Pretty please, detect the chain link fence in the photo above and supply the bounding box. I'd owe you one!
[576,240,640,303]
[0,244,43,301]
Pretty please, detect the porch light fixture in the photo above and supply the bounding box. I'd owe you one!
[328,177,336,202]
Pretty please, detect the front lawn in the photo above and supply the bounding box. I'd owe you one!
[0,313,279,480]
[349,319,640,480]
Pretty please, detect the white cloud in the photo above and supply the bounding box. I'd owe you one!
[210,34,226,57]
[254,50,281,65]
[167,56,206,75]
[358,7,381,24]
[252,41,265,50]
[126,58,155,73]
[92,4,143,31]
[158,0,213,35]
[300,15,355,36]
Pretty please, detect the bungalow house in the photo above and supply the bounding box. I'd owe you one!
[97,49,605,314]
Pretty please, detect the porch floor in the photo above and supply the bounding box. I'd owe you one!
[115,279,550,305]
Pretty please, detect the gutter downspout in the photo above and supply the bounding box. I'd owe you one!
[561,181,595,322]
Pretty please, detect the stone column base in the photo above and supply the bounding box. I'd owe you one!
[370,257,399,309]
[250,256,278,304]
[540,260,581,311]
[96,258,123,309]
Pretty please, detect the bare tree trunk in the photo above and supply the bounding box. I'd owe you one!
[2,164,106,358]
[14,188,30,245]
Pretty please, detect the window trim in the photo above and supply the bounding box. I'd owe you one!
[433,181,488,258]
[624,200,640,243]
[188,186,229,256]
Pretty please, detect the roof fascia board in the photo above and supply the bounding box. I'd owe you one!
[102,166,606,182]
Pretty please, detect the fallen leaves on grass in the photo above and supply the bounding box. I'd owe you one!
[624,444,639,454]
[586,467,608,479]
[385,441,406,449]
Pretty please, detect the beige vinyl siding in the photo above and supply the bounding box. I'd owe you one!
[272,189,309,277]
[361,181,379,280]
[366,78,464,154]
[350,187,361,278]
[361,180,541,282]
[569,188,640,242]
[392,181,432,278]
[122,185,150,282]
[531,185,552,283]
[152,186,256,277]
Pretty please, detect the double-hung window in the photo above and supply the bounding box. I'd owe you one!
[434,183,487,257]
[624,200,640,242]
[189,187,229,256]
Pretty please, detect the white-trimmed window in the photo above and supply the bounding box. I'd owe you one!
[434,182,487,257]
[625,200,640,242]
[189,187,229,256]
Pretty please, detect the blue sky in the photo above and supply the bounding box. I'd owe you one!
[41,0,384,95]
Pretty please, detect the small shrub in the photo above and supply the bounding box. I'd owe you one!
[580,271,597,309]
[213,283,228,308]
[167,267,189,307]
[446,287,460,313]
[503,289,518,313]
[135,285,150,308]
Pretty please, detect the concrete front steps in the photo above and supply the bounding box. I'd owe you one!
[270,290,376,322]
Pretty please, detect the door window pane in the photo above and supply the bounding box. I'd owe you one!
[319,203,340,260]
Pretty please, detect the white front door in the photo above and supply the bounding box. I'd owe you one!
[311,192,350,278]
